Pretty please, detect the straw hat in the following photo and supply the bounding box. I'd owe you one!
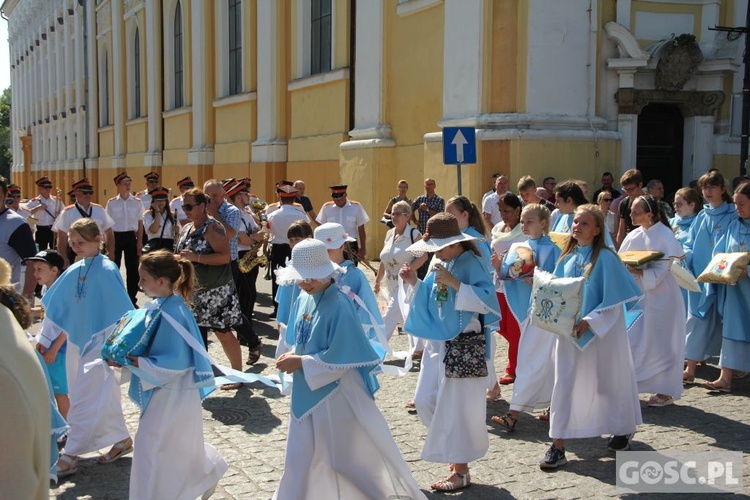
[406,212,479,255]
[276,239,340,284]
[0,258,11,286]
[314,222,356,250]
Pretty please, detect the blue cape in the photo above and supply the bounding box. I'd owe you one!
[275,282,301,327]
[552,213,574,233]
[126,295,215,413]
[670,213,698,306]
[685,203,736,318]
[463,226,492,269]
[338,261,387,361]
[288,285,382,420]
[404,250,500,355]
[501,236,561,324]
[41,255,133,353]
[715,217,750,343]
[554,245,643,349]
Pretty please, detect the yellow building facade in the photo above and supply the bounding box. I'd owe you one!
[3,0,747,254]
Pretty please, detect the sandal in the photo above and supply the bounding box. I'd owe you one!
[538,407,550,421]
[486,383,502,402]
[499,373,516,385]
[491,413,517,432]
[703,381,731,393]
[246,342,262,365]
[647,394,675,407]
[431,472,471,491]
[97,438,133,464]
[56,454,78,478]
[683,371,695,384]
[411,350,423,362]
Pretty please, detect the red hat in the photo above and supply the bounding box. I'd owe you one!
[225,181,249,198]
[7,184,21,196]
[277,185,299,198]
[144,171,160,182]
[35,176,53,188]
[177,176,195,189]
[113,172,131,185]
[148,187,169,200]
[72,178,94,192]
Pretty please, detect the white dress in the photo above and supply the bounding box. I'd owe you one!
[379,226,421,340]
[273,359,426,500]
[509,319,554,412]
[620,222,687,399]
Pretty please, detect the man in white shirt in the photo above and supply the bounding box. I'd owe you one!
[170,176,194,227]
[54,178,115,267]
[26,176,64,250]
[482,174,514,227]
[267,184,307,317]
[137,171,160,211]
[105,172,144,305]
[316,184,370,261]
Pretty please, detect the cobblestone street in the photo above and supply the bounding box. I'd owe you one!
[50,266,750,499]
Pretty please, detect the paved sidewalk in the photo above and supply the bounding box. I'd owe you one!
[50,265,750,499]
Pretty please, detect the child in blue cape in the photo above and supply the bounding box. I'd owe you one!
[118,250,226,499]
[540,205,642,470]
[400,212,500,492]
[40,218,133,477]
[274,239,425,500]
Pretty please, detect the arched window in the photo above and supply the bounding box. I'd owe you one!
[228,0,242,95]
[134,27,141,117]
[174,1,184,108]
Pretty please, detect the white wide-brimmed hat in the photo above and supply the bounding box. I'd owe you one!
[276,239,340,284]
[406,212,480,255]
[314,222,356,249]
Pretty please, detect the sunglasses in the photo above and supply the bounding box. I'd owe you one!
[78,190,94,195]
[602,198,612,202]
[182,203,202,211]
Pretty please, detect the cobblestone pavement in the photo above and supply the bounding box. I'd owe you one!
[50,265,750,499]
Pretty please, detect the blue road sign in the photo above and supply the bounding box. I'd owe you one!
[442,126,476,165]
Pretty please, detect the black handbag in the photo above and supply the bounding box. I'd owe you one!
[443,331,488,379]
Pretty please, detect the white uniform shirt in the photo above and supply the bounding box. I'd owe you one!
[267,205,306,244]
[143,211,176,240]
[170,196,187,224]
[105,194,144,232]
[238,208,260,251]
[25,195,64,226]
[137,190,152,212]
[316,200,370,238]
[53,203,115,234]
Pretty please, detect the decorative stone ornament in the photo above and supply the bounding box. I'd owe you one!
[655,34,704,92]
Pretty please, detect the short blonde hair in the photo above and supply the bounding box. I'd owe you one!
[392,200,412,216]
[521,203,551,234]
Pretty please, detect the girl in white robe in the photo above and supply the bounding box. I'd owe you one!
[400,213,500,491]
[275,239,426,500]
[541,205,643,469]
[620,195,687,406]
[120,251,227,499]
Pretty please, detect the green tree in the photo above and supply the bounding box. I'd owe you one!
[0,87,11,180]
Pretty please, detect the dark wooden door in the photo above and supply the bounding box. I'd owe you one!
[636,103,684,200]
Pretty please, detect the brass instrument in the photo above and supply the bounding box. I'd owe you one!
[238,239,269,273]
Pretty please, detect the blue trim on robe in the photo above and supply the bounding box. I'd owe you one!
[670,214,698,307]
[404,250,500,357]
[338,260,387,361]
[715,217,750,343]
[554,245,643,350]
[41,255,133,353]
[126,295,215,414]
[275,283,301,327]
[685,203,736,318]
[463,226,492,269]
[501,236,562,325]
[290,285,382,420]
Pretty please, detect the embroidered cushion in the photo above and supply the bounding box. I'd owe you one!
[548,232,569,250]
[697,252,750,285]
[101,308,162,366]
[671,259,701,292]
[530,270,584,337]
[619,250,664,267]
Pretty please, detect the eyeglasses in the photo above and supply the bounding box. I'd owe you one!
[623,186,637,193]
[392,212,407,217]
[602,198,612,202]
[182,203,197,211]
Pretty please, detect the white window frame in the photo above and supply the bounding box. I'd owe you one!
[163,0,186,110]
[216,0,245,98]
[126,19,142,119]
[296,0,336,79]
[98,41,110,127]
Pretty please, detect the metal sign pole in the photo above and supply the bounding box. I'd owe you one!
[457,162,462,195]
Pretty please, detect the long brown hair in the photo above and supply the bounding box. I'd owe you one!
[559,204,611,278]
[446,195,489,238]
[0,286,32,329]
[698,171,733,203]
[139,250,195,301]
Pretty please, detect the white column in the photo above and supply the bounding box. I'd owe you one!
[188,0,213,164]
[252,0,286,163]
[683,115,715,186]
[144,0,162,167]
[47,23,56,164]
[618,114,638,171]
[75,4,85,161]
[65,7,75,166]
[348,0,392,145]
[86,0,99,167]
[55,14,65,166]
[111,0,125,168]
[442,0,484,121]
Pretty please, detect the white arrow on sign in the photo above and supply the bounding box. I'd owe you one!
[451,129,467,163]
